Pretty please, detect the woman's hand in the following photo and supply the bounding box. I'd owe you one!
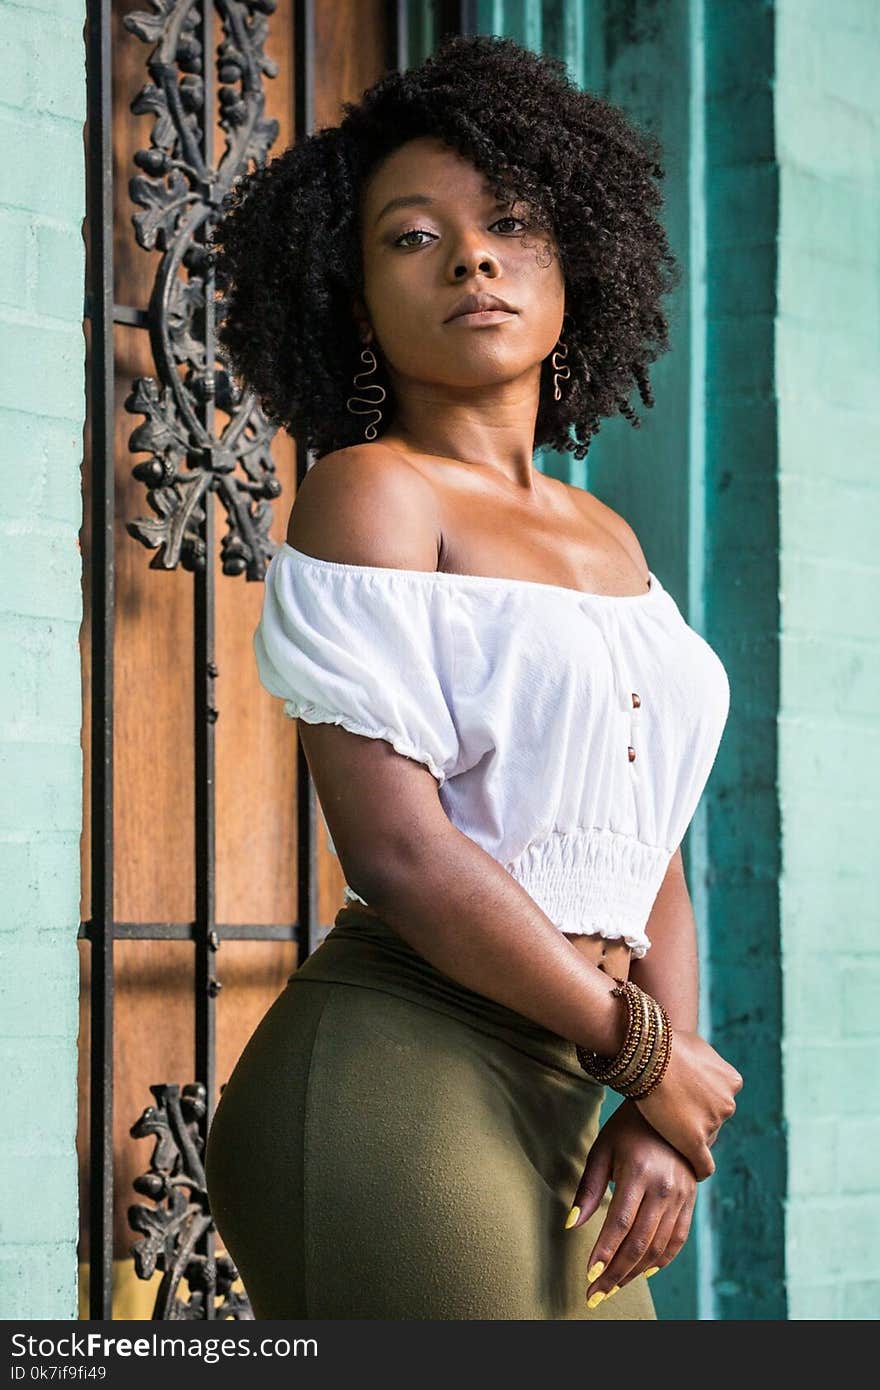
[631,1028,743,1180]
[566,1099,698,1306]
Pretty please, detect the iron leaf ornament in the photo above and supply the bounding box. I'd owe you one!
[129,1083,253,1320]
[124,0,283,580]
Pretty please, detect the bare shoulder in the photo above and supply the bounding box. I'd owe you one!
[569,482,650,574]
[285,442,441,572]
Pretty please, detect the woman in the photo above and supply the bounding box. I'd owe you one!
[204,34,743,1320]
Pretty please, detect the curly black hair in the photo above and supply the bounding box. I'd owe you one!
[211,32,681,462]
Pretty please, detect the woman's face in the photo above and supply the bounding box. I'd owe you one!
[354,136,565,397]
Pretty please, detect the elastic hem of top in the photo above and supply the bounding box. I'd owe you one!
[500,825,669,961]
[282,700,448,785]
[555,919,652,958]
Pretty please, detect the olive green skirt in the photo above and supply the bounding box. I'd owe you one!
[204,904,656,1321]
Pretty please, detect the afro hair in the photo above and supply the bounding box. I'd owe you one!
[211,32,681,461]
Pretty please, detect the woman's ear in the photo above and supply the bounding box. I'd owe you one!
[350,296,373,344]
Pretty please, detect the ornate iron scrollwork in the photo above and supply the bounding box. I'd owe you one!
[129,1083,253,1319]
[124,0,282,580]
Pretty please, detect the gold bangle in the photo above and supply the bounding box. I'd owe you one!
[577,978,668,1092]
[575,979,674,1101]
[618,997,664,1096]
[628,1005,674,1099]
[597,983,645,1082]
[611,991,656,1091]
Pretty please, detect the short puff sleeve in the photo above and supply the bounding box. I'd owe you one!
[254,545,462,786]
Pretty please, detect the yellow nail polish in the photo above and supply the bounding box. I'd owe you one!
[587,1260,605,1282]
[607,1284,621,1299]
[587,1290,606,1309]
[645,1266,660,1278]
[564,1206,580,1229]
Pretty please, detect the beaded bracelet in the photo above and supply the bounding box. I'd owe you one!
[614,992,657,1091]
[576,977,674,1100]
[588,980,644,1084]
[576,979,643,1083]
[629,1000,673,1099]
[625,997,664,1092]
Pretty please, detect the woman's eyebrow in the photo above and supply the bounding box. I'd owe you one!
[373,190,511,226]
[374,193,434,225]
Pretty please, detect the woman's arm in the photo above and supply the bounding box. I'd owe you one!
[302,715,629,1057]
[629,847,698,1032]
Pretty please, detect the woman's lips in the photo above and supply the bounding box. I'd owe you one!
[444,309,518,325]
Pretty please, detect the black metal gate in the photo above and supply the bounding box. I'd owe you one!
[80,0,475,1322]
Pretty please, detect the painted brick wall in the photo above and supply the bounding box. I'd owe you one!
[775,0,880,1321]
[0,0,86,1319]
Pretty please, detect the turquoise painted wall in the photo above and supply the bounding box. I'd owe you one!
[0,0,86,1319]
[775,0,880,1321]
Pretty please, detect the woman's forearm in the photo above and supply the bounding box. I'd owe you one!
[629,848,699,1031]
[353,822,630,1058]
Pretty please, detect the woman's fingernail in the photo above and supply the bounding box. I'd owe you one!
[586,1290,606,1309]
[645,1266,660,1278]
[564,1206,580,1229]
[606,1284,621,1299]
[587,1260,605,1282]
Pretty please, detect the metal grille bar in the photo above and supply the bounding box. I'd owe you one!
[84,0,115,1325]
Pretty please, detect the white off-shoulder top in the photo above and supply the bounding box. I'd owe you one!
[254,541,731,958]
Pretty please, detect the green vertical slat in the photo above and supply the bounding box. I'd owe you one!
[477,0,542,49]
[702,0,785,1322]
[407,0,435,67]
[471,0,506,36]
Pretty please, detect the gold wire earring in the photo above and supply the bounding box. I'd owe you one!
[346,344,386,440]
[552,337,571,401]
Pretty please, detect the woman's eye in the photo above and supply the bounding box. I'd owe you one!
[394,227,433,247]
[393,216,526,248]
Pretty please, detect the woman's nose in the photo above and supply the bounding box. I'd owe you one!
[448,238,501,278]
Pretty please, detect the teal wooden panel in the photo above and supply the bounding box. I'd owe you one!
[702,0,785,1321]
[405,1,437,67]
[470,0,542,48]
